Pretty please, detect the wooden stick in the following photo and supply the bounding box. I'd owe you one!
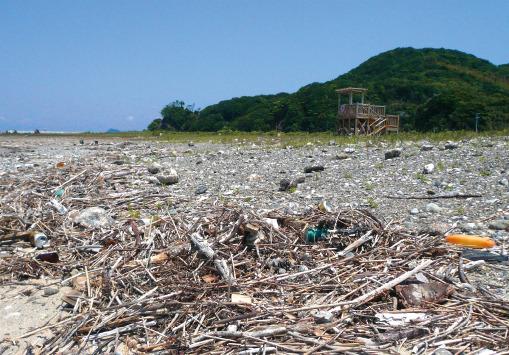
[331,259,434,312]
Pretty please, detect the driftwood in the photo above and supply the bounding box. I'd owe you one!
[0,158,507,354]
[190,232,236,285]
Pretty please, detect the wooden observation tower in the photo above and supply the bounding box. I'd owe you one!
[336,87,399,135]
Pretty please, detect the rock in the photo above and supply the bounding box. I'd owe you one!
[314,310,334,324]
[384,148,401,160]
[169,150,178,157]
[432,349,453,355]
[43,287,59,297]
[335,153,349,160]
[295,176,305,184]
[279,178,297,192]
[188,141,195,147]
[297,265,309,273]
[444,141,459,150]
[147,164,161,174]
[304,165,325,173]
[112,160,125,165]
[328,140,336,146]
[344,147,355,154]
[410,208,419,215]
[499,178,509,187]
[146,176,160,184]
[425,203,442,213]
[72,207,114,229]
[488,220,509,230]
[460,222,477,233]
[195,185,208,195]
[157,169,179,185]
[421,144,434,151]
[423,163,434,174]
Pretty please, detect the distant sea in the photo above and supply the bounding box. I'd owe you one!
[4,130,86,134]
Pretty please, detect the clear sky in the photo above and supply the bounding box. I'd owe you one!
[1,1,508,131]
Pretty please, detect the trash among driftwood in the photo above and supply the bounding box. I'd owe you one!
[0,231,48,248]
[375,312,428,326]
[445,234,496,249]
[231,293,252,304]
[462,250,509,263]
[395,281,454,307]
[36,252,59,263]
[1,156,508,354]
[71,207,114,228]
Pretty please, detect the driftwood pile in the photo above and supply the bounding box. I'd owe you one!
[1,162,508,354]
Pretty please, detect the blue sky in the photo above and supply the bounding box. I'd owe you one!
[1,1,508,131]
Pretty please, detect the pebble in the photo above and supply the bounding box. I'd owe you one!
[433,349,453,355]
[195,185,208,195]
[499,178,509,187]
[147,164,161,174]
[344,147,355,154]
[313,310,334,324]
[384,148,401,160]
[298,265,309,273]
[410,208,419,215]
[488,220,509,230]
[304,165,325,173]
[279,178,297,192]
[421,144,434,151]
[335,153,349,160]
[43,287,59,297]
[426,203,442,213]
[156,169,179,185]
[423,163,434,174]
[444,141,459,150]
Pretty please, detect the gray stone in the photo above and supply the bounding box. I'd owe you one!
[43,287,59,297]
[425,203,442,213]
[444,141,459,150]
[384,148,401,160]
[147,164,161,174]
[423,163,434,174]
[421,144,434,151]
[344,147,355,154]
[298,265,309,273]
[279,178,297,192]
[499,178,509,187]
[195,185,208,195]
[156,169,179,185]
[335,153,349,160]
[157,175,178,185]
[314,310,334,324]
[328,140,336,146]
[73,207,114,229]
[488,220,509,230]
[410,208,419,215]
[304,165,325,173]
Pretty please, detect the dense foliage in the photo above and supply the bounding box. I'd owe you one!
[149,48,509,132]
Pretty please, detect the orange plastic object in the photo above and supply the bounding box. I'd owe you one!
[445,234,496,249]
[56,162,65,168]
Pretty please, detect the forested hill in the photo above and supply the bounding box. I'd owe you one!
[149,48,509,132]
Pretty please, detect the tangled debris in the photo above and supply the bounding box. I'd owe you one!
[0,147,508,354]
